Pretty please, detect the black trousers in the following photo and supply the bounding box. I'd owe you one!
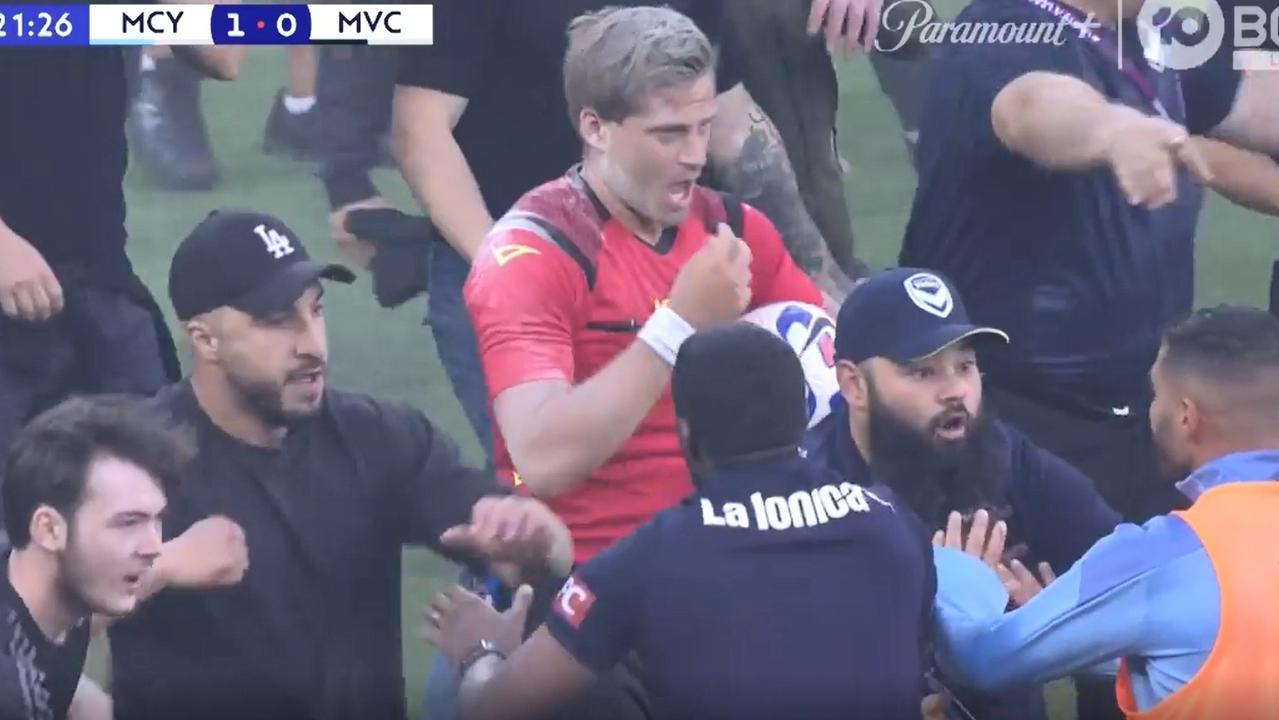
[986,385,1187,720]
[0,284,177,538]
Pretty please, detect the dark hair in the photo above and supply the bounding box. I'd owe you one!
[1162,306,1279,385]
[671,324,809,465]
[2,395,193,548]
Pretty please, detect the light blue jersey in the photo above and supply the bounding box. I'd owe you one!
[934,450,1279,712]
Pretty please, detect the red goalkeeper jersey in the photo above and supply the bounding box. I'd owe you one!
[464,167,822,562]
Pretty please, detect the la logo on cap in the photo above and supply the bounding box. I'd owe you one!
[254,224,295,260]
[904,272,953,318]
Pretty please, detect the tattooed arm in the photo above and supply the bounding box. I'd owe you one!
[709,83,857,301]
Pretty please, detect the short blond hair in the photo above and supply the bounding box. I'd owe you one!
[563,6,717,126]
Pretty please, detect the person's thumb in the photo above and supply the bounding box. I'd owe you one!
[505,584,535,626]
[715,223,742,259]
[1160,122,1189,146]
[438,524,475,550]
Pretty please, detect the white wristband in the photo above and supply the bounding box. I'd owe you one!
[638,305,695,366]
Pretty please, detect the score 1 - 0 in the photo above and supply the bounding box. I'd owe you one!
[212,4,311,43]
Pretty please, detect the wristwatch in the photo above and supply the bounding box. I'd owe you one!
[459,639,507,677]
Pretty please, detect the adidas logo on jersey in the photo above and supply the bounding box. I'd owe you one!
[701,482,892,531]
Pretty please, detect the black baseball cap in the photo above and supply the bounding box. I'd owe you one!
[834,267,1009,364]
[169,210,355,321]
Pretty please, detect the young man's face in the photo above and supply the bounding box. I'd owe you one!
[597,73,718,227]
[60,455,167,618]
[203,285,329,427]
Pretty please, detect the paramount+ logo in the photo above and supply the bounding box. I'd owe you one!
[1127,0,1279,71]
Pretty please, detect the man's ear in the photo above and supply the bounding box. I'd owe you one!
[29,505,68,553]
[579,108,609,154]
[1181,396,1204,442]
[836,360,869,411]
[186,317,219,364]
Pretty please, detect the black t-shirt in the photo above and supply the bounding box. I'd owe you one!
[900,0,1205,410]
[544,453,934,720]
[108,382,506,720]
[0,553,90,720]
[396,0,743,224]
[0,49,133,286]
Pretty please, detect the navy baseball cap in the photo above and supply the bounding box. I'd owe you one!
[835,268,1009,363]
[169,210,355,321]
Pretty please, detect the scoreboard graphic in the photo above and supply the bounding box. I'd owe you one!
[0,4,433,45]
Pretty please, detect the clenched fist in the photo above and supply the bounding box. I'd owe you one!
[157,515,250,590]
[1103,109,1213,210]
[440,495,573,578]
[668,224,752,330]
[0,227,63,323]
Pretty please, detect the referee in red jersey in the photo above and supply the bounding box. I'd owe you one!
[465,6,824,566]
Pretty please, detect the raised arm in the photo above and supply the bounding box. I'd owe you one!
[476,227,750,497]
[1189,137,1279,216]
[992,71,1212,209]
[709,83,855,298]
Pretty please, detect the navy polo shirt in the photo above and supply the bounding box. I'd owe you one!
[544,452,934,720]
[805,403,1120,581]
[901,0,1208,411]
[803,404,1121,720]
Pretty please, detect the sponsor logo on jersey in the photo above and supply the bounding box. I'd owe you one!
[554,576,596,629]
[701,482,894,531]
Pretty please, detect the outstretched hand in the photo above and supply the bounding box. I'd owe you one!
[932,509,1058,607]
[932,509,1007,569]
[424,584,534,665]
[997,559,1057,607]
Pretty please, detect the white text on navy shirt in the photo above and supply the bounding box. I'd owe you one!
[701,482,892,531]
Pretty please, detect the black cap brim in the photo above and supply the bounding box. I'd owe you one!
[886,324,1010,363]
[231,260,356,318]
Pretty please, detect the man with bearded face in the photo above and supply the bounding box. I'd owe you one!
[106,211,575,720]
[934,306,1279,719]
[804,267,1120,720]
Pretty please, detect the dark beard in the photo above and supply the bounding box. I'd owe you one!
[865,387,1009,531]
[227,372,318,430]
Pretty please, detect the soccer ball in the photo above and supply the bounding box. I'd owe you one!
[739,301,840,429]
